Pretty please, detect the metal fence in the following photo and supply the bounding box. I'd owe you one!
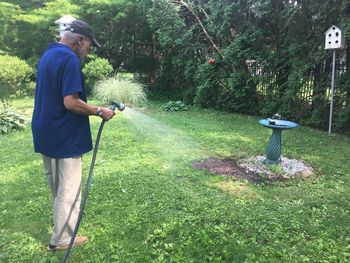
[248,57,348,108]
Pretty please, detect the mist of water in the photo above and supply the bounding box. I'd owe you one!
[122,107,207,172]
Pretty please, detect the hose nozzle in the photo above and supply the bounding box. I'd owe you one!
[110,101,125,112]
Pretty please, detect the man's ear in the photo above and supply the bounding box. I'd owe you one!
[79,36,84,45]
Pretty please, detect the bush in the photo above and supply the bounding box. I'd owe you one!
[0,55,32,108]
[82,57,114,95]
[93,76,147,105]
[162,101,188,111]
[0,109,29,134]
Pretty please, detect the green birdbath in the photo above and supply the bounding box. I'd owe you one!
[259,119,299,164]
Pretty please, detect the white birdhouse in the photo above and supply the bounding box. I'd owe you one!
[55,15,76,37]
[325,25,345,50]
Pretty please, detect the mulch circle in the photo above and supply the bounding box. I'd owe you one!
[192,157,267,184]
[192,156,311,184]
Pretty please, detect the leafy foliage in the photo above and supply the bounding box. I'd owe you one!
[82,56,114,95]
[12,0,80,61]
[2,0,350,133]
[161,101,188,111]
[0,2,21,54]
[144,0,350,132]
[0,55,32,108]
[0,109,29,134]
[75,0,156,76]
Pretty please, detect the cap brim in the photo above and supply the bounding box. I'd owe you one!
[91,37,101,48]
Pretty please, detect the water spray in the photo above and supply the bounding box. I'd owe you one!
[61,101,125,263]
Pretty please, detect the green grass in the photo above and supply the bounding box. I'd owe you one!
[1,97,350,262]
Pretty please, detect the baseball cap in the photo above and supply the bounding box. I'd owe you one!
[65,20,101,48]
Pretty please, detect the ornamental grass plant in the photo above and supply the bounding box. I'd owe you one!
[93,76,147,106]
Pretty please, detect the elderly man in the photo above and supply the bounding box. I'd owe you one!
[32,20,115,251]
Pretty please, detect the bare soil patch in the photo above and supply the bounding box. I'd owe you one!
[193,156,313,184]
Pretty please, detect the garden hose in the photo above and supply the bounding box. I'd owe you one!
[61,101,125,263]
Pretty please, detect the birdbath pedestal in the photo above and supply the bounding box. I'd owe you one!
[259,119,299,164]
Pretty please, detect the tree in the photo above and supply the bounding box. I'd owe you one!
[0,2,21,55]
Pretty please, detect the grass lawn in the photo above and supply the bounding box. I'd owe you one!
[1,96,350,262]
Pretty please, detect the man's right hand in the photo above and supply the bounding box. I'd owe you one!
[99,107,116,121]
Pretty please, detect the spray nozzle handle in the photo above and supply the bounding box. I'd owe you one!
[110,101,125,112]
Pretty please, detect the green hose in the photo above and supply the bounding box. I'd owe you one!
[62,102,124,263]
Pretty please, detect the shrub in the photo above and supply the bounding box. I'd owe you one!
[0,55,32,108]
[0,109,29,134]
[93,76,147,105]
[82,57,114,95]
[162,101,188,111]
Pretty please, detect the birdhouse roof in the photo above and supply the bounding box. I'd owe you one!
[325,25,342,34]
[55,15,76,24]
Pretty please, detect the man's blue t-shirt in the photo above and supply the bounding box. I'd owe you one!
[32,43,92,158]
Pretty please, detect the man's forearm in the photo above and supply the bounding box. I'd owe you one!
[64,94,97,116]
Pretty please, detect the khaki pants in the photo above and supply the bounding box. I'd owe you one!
[42,155,82,246]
